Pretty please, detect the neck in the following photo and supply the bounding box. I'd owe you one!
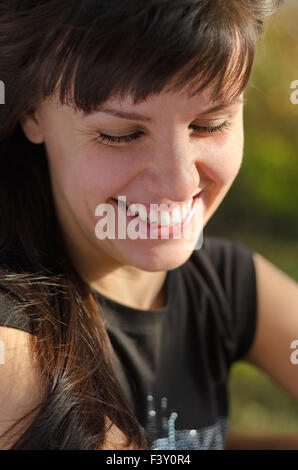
[56,200,168,310]
[90,268,168,310]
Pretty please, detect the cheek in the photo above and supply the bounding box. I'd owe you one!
[71,147,136,204]
[199,129,244,186]
[37,108,119,203]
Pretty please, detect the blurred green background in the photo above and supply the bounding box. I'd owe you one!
[205,0,298,435]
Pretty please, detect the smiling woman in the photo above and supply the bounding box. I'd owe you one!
[0,0,285,451]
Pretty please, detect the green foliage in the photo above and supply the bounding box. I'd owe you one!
[206,1,298,435]
[207,0,298,238]
[229,362,298,433]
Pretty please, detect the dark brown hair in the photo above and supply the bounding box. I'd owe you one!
[0,0,282,450]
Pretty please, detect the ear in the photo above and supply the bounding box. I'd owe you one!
[19,108,44,144]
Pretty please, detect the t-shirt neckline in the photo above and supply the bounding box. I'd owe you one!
[89,267,177,329]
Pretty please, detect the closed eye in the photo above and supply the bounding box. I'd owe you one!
[191,121,232,135]
[96,120,232,146]
[96,131,144,145]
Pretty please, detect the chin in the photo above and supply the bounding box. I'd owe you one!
[117,240,198,272]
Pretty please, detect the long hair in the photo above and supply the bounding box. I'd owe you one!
[0,0,282,450]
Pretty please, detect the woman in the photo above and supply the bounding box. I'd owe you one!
[0,0,296,450]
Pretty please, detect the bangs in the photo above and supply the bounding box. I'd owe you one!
[38,0,261,112]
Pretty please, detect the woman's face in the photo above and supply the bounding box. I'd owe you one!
[21,84,244,272]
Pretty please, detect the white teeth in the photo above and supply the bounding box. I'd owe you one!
[182,204,188,219]
[171,208,183,225]
[148,212,158,224]
[159,211,171,226]
[124,198,193,226]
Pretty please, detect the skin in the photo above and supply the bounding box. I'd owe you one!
[20,85,244,308]
[18,83,298,448]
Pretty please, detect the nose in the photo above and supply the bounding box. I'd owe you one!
[149,139,201,203]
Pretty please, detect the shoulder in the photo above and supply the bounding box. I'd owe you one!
[188,235,257,364]
[196,235,255,268]
[190,235,256,296]
[0,326,44,449]
[243,252,298,401]
[0,265,42,449]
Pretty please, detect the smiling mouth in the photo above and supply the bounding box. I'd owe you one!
[110,192,202,227]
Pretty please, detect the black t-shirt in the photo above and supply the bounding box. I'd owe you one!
[0,236,257,450]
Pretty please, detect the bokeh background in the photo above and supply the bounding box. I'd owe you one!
[205,0,298,434]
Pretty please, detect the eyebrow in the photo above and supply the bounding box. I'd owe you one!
[83,97,244,121]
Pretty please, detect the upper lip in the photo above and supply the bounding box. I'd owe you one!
[112,189,203,210]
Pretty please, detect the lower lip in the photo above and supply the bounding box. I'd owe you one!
[110,193,202,239]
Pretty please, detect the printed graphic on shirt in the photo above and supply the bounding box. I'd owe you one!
[142,394,227,450]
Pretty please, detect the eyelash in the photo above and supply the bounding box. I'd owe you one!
[96,121,232,145]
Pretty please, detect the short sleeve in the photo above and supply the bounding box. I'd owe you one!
[203,236,257,363]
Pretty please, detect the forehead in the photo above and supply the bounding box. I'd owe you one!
[81,87,243,124]
[88,84,215,112]
[40,82,242,123]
